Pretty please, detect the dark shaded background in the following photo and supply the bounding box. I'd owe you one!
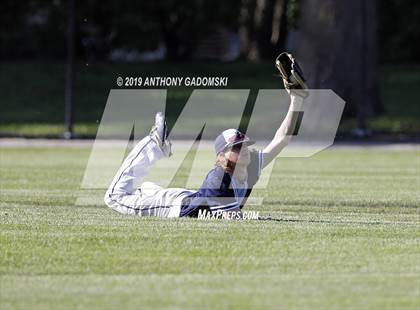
[1,0,419,139]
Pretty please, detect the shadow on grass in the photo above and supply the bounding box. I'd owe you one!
[257,216,400,225]
[264,199,420,209]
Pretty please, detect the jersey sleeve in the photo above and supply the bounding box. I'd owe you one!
[246,149,264,187]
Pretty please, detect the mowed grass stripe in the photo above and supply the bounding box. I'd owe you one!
[0,146,419,308]
[1,274,419,309]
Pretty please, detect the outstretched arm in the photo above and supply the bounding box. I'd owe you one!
[261,93,305,168]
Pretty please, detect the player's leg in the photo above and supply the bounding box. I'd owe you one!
[106,162,194,217]
[104,112,171,215]
[132,182,195,217]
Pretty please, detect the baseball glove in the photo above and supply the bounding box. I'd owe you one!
[275,52,309,98]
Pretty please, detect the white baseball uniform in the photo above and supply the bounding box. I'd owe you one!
[104,136,195,217]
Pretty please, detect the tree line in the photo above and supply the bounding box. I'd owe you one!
[2,0,418,63]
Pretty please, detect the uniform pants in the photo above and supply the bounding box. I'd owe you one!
[104,136,195,217]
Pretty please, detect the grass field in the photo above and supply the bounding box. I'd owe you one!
[0,143,419,309]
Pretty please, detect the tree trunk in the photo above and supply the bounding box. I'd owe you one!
[64,0,75,139]
[258,0,288,59]
[239,0,258,60]
[240,0,288,61]
[295,0,382,131]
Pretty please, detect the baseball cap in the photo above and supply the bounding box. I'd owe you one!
[214,129,255,154]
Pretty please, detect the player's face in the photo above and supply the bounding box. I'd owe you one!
[224,144,251,166]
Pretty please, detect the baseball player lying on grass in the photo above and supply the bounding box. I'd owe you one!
[104,52,308,218]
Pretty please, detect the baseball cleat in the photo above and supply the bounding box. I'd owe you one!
[275,52,309,98]
[149,112,172,157]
